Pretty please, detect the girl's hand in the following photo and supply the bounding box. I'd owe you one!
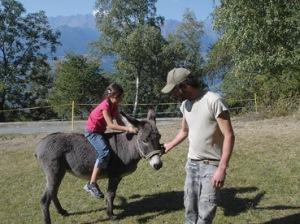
[128,126,138,134]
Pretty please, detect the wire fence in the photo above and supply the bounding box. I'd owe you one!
[0,96,259,123]
[1,95,299,134]
[0,95,300,135]
[2,97,299,120]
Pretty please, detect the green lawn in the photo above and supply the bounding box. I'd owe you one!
[0,116,299,224]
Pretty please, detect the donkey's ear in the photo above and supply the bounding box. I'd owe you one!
[120,111,140,126]
[147,108,156,123]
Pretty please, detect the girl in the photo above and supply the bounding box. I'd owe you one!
[84,83,138,198]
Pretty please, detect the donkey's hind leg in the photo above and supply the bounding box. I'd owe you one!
[40,163,67,224]
[52,172,68,216]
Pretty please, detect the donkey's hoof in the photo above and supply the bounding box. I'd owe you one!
[59,209,69,217]
[107,212,117,220]
[109,215,117,220]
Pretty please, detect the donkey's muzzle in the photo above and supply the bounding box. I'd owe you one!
[153,161,163,170]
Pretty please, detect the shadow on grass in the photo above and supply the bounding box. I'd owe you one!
[67,207,105,216]
[76,191,184,224]
[116,191,184,222]
[80,217,111,224]
[256,205,300,210]
[220,187,300,223]
[262,212,300,224]
[220,186,266,216]
[76,188,299,223]
[66,207,111,224]
[69,207,111,224]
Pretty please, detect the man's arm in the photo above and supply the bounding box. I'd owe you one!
[213,111,235,188]
[164,118,189,153]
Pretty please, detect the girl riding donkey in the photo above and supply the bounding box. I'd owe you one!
[84,83,138,198]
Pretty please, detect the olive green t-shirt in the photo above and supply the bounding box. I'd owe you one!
[180,91,228,163]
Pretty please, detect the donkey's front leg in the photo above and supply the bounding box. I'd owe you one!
[106,177,121,219]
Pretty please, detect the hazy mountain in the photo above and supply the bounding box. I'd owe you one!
[161,18,218,55]
[161,19,181,36]
[48,14,218,68]
[202,16,219,54]
[54,25,99,56]
[49,14,96,29]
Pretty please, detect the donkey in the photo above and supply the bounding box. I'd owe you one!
[35,109,163,224]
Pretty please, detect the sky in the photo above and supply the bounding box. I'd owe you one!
[17,0,218,21]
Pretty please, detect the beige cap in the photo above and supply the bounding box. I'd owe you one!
[161,68,191,93]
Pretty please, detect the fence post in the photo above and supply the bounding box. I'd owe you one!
[254,93,258,113]
[71,101,75,131]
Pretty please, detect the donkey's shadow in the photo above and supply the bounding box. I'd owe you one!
[75,191,184,224]
[115,187,266,222]
[76,187,300,224]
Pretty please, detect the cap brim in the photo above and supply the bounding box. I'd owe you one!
[161,84,176,94]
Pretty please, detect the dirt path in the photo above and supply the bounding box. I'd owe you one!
[1,116,299,151]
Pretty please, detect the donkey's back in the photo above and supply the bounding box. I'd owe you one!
[36,132,139,179]
[36,132,99,179]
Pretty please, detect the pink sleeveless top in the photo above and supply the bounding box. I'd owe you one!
[86,99,118,133]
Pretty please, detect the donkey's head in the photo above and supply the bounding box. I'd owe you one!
[120,109,163,170]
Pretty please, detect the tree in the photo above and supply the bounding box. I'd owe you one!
[94,0,166,116]
[156,10,205,116]
[115,24,168,115]
[49,54,110,118]
[0,0,60,121]
[207,0,300,114]
[170,9,204,75]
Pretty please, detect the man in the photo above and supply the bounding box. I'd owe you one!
[161,68,235,224]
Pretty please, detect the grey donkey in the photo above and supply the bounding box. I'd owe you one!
[35,109,163,224]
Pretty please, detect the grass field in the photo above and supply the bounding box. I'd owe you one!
[0,115,299,224]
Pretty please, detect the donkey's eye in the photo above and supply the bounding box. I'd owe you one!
[142,135,150,143]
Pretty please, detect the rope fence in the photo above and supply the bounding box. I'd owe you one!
[2,95,299,132]
[0,96,298,135]
[0,99,258,115]
[0,97,261,129]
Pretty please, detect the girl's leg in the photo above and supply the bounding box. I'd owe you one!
[91,161,101,183]
[84,131,109,199]
[84,161,104,198]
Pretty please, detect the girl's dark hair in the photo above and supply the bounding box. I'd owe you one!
[103,83,124,99]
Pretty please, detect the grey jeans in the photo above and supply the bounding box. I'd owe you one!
[184,159,220,224]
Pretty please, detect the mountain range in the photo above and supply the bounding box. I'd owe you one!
[48,14,218,70]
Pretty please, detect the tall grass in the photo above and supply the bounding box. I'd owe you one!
[0,117,299,223]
